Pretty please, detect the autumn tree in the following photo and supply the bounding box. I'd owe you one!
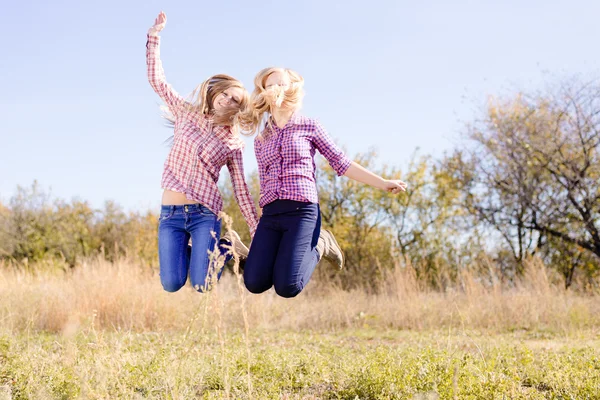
[447,78,600,286]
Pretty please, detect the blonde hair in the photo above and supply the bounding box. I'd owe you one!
[163,74,249,133]
[238,67,305,137]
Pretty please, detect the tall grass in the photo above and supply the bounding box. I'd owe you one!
[0,255,597,335]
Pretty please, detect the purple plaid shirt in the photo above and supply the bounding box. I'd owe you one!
[147,34,259,235]
[254,114,352,208]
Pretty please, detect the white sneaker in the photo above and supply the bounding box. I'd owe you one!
[221,230,249,260]
[316,229,344,269]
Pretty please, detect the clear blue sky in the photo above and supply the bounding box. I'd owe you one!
[1,0,599,211]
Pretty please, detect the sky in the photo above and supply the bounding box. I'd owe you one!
[1,0,599,211]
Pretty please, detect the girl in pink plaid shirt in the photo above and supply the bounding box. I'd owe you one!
[239,67,407,298]
[146,12,258,293]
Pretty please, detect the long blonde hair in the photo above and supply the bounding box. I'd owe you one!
[163,74,249,133]
[238,67,305,137]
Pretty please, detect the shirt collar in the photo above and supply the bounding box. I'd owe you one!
[288,112,300,125]
[267,112,300,130]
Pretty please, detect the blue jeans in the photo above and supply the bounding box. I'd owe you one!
[244,200,321,298]
[158,204,231,293]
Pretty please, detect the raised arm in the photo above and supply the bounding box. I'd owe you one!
[146,12,186,115]
[227,149,259,237]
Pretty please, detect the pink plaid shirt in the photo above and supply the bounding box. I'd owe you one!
[254,114,352,208]
[146,34,258,235]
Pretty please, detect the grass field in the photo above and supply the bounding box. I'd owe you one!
[0,258,598,399]
[1,329,599,399]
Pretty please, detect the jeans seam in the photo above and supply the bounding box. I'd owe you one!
[191,214,219,292]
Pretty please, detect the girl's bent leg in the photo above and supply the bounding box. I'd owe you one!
[187,208,222,292]
[158,209,190,293]
[273,204,321,298]
[243,216,282,294]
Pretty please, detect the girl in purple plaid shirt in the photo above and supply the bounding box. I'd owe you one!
[238,68,407,298]
[146,12,258,293]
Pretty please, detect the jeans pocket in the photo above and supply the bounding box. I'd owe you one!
[159,210,174,222]
[199,206,216,217]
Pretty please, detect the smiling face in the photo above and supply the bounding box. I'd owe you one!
[212,86,245,113]
[196,74,249,127]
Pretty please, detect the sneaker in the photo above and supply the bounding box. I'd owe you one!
[221,230,249,260]
[316,229,344,269]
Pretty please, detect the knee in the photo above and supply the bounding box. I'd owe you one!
[243,275,271,295]
[161,278,186,293]
[274,283,303,298]
[192,283,212,293]
[190,275,218,293]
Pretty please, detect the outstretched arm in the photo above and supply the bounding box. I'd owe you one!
[146,12,185,115]
[343,162,407,194]
[312,122,407,194]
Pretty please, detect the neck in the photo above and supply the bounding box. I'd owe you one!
[271,108,294,129]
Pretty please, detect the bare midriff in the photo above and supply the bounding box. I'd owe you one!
[161,189,199,205]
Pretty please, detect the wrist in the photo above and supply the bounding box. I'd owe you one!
[377,178,389,190]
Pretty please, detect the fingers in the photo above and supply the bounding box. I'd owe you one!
[154,11,166,28]
[386,180,407,194]
[395,180,408,190]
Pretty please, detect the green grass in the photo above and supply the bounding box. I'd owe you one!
[0,328,598,399]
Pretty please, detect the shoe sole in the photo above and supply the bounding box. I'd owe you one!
[325,230,344,269]
[225,231,249,259]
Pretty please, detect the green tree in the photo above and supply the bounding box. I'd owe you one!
[317,150,396,289]
[380,154,483,288]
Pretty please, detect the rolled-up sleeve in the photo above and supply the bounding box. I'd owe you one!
[312,121,352,176]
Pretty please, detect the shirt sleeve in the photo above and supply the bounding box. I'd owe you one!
[311,121,352,176]
[146,35,186,116]
[227,148,259,237]
[254,135,265,184]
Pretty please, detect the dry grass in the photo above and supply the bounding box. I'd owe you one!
[0,255,597,336]
[0,256,599,398]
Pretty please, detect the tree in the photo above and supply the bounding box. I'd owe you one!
[317,150,395,289]
[447,77,600,285]
[381,154,482,288]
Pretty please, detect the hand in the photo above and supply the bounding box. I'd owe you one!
[382,179,407,194]
[148,11,167,35]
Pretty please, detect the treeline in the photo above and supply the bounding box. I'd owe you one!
[0,184,158,269]
[1,77,599,290]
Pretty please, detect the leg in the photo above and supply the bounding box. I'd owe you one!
[187,209,222,292]
[243,215,283,294]
[158,210,190,293]
[273,204,321,298]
